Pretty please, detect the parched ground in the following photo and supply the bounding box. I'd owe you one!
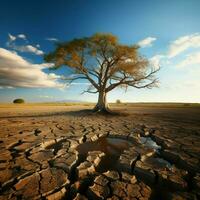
[0,104,200,200]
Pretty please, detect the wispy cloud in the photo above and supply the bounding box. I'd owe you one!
[8,33,16,42]
[13,45,44,55]
[8,33,27,43]
[138,37,157,48]
[176,52,200,68]
[39,95,55,99]
[0,48,64,88]
[168,33,200,58]
[150,33,200,69]
[46,37,59,42]
[7,33,44,55]
[17,34,27,40]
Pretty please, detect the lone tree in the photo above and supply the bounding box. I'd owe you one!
[45,33,159,113]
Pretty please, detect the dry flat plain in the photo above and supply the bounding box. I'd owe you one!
[0,103,200,200]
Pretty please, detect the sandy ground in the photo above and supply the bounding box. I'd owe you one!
[0,104,200,200]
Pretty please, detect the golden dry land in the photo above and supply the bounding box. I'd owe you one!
[0,104,200,200]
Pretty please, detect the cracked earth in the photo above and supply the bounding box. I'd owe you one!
[0,105,200,200]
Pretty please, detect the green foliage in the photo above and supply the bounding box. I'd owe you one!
[13,98,25,104]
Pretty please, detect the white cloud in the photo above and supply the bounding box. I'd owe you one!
[176,52,200,68]
[7,33,43,55]
[138,37,157,48]
[48,73,62,79]
[8,33,27,43]
[8,33,16,42]
[168,33,200,58]
[46,37,59,42]
[14,45,44,55]
[0,48,64,88]
[39,95,54,98]
[17,34,26,40]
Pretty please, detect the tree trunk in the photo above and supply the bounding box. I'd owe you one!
[93,90,109,113]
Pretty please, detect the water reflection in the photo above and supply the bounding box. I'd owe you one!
[76,137,132,156]
[139,137,161,151]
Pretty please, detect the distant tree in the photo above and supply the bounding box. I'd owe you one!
[45,33,159,113]
[13,98,25,104]
[116,99,121,104]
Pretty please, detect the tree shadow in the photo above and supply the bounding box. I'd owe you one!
[0,108,129,119]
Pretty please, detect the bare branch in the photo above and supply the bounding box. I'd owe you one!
[84,73,99,89]
[81,84,99,94]
[81,89,98,94]
[62,76,87,84]
[106,67,159,92]
[88,70,99,79]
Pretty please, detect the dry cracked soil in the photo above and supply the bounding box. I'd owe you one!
[0,104,200,200]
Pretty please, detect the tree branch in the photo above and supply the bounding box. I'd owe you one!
[106,67,159,92]
[63,76,87,84]
[81,84,99,94]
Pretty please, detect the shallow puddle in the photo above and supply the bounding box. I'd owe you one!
[76,137,132,156]
[76,137,132,172]
[139,137,161,151]
[139,136,172,170]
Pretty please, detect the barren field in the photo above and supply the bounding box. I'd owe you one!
[0,104,200,200]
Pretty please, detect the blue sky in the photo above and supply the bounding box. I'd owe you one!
[0,0,200,103]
